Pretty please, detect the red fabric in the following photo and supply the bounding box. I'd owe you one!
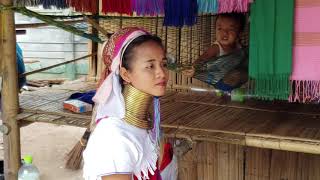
[160,143,173,171]
[66,0,98,13]
[102,0,133,15]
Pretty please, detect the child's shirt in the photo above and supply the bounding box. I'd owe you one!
[193,41,247,86]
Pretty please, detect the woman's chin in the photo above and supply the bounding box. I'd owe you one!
[150,88,166,97]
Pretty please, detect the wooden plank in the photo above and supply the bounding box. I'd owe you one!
[269,150,298,180]
[178,141,198,180]
[217,143,243,180]
[245,147,270,180]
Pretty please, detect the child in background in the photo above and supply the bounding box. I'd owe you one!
[183,13,248,92]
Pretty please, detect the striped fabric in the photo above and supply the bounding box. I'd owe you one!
[289,0,320,103]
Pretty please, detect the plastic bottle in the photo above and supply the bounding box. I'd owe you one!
[230,88,246,102]
[18,155,40,180]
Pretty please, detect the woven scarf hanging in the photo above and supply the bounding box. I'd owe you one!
[66,0,98,13]
[133,0,164,16]
[14,0,41,6]
[41,0,68,9]
[218,0,250,13]
[249,0,294,100]
[289,0,320,103]
[102,0,133,15]
[197,0,218,14]
[163,0,198,27]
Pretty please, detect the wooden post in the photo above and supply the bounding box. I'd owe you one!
[88,0,100,79]
[0,0,21,179]
[88,26,98,78]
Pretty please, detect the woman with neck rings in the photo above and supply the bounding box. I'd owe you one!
[83,27,172,180]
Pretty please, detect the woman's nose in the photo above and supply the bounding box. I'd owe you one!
[156,66,167,79]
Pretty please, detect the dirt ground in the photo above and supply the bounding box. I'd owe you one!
[0,122,85,180]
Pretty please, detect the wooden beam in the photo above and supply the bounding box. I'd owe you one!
[0,0,21,179]
[15,19,84,29]
[20,53,96,78]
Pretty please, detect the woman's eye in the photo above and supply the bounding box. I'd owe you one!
[162,63,167,68]
[146,65,154,69]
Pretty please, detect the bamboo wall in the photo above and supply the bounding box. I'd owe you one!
[98,15,222,88]
[176,140,320,180]
[98,15,249,89]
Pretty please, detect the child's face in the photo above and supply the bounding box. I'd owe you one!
[215,17,240,47]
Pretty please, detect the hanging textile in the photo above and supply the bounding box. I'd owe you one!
[102,0,133,15]
[289,0,320,103]
[218,0,250,13]
[14,0,41,6]
[41,0,68,9]
[249,0,294,100]
[133,0,164,16]
[66,0,98,13]
[197,0,218,14]
[163,0,198,27]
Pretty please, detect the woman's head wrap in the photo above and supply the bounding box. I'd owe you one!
[93,27,149,121]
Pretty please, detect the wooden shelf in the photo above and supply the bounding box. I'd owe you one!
[18,82,320,154]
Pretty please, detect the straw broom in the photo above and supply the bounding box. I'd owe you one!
[65,128,91,170]
[65,106,97,170]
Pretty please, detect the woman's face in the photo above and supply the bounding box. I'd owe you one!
[121,40,169,97]
[215,17,240,47]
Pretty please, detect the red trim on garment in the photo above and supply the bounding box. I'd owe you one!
[160,143,173,171]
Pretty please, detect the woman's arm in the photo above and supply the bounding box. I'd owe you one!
[102,174,132,180]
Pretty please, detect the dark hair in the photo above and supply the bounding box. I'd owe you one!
[120,34,164,87]
[215,13,246,32]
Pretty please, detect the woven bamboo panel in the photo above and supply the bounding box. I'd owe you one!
[97,14,249,88]
[18,80,96,128]
[161,91,320,154]
[18,80,320,153]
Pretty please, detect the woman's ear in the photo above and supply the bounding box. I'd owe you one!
[120,67,131,83]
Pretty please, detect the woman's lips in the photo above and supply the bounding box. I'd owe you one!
[156,82,167,86]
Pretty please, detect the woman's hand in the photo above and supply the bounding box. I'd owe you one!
[182,66,195,77]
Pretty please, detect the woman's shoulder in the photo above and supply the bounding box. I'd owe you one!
[94,117,146,138]
[87,117,147,153]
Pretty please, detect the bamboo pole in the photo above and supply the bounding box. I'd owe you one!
[87,15,99,79]
[19,53,96,78]
[0,0,21,179]
[15,19,84,29]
